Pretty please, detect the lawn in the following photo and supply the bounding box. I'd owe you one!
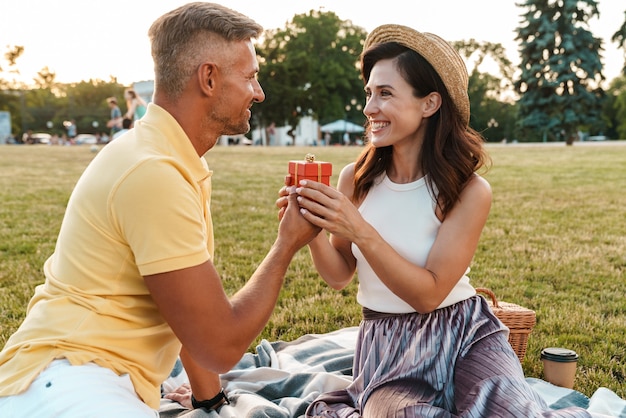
[0,142,624,399]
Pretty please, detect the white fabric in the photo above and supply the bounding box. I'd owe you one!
[353,174,475,313]
[588,388,626,417]
[160,328,626,418]
[0,359,158,418]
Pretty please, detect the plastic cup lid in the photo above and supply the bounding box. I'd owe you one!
[541,347,579,362]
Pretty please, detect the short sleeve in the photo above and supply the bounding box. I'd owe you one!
[112,157,211,276]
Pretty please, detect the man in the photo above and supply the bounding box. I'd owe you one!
[106,96,123,136]
[0,3,319,417]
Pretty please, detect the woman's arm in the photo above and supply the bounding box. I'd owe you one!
[276,165,358,290]
[297,174,492,313]
[305,164,358,289]
[125,99,136,119]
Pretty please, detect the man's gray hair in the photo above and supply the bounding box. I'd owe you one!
[149,2,263,99]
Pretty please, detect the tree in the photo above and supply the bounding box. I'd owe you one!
[609,12,626,139]
[0,46,28,135]
[3,78,126,138]
[33,67,57,90]
[54,79,126,135]
[515,0,606,143]
[454,40,517,141]
[1,43,129,139]
[611,10,626,76]
[605,75,626,139]
[255,9,366,144]
[0,45,24,90]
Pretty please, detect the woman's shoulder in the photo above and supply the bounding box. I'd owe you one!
[462,173,492,202]
[337,162,357,198]
[339,162,357,178]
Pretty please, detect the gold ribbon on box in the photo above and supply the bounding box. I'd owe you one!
[294,154,322,184]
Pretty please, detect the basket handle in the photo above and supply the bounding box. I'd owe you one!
[475,287,500,308]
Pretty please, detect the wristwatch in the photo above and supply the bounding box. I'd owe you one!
[191,388,230,410]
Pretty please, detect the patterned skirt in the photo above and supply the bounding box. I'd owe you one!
[305,295,591,418]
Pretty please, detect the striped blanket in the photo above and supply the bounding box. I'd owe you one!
[159,327,626,418]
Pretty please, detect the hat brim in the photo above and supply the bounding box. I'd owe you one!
[363,24,470,126]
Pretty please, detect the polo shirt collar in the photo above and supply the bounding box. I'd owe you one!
[139,103,211,181]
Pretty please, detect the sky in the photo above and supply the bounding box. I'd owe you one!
[2,0,624,87]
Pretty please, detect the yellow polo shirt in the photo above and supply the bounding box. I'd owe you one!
[0,104,214,409]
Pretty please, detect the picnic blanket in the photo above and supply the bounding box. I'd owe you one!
[159,327,626,418]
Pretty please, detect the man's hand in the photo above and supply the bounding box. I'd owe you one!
[163,383,193,409]
[276,190,321,250]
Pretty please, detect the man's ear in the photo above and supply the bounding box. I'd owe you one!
[198,62,217,95]
[423,92,442,117]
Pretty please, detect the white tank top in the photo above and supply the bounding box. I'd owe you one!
[352,174,476,313]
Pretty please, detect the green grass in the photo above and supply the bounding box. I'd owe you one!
[0,143,625,398]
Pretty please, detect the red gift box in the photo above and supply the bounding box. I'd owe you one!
[287,154,332,186]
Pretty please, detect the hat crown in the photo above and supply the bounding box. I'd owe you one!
[363,24,470,126]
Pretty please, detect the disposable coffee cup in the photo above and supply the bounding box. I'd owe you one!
[541,347,579,389]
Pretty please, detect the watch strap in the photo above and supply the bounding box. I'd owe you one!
[191,388,230,410]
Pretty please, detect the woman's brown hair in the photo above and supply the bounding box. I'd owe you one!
[353,42,490,219]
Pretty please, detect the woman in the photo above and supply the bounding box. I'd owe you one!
[280,24,590,417]
[124,88,148,123]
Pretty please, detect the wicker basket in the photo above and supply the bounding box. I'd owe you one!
[476,287,536,361]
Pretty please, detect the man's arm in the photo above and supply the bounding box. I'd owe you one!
[144,193,319,372]
[163,346,223,410]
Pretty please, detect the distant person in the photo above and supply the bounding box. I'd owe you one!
[99,132,110,144]
[124,88,148,123]
[112,117,133,140]
[66,120,77,141]
[21,129,33,144]
[106,97,123,136]
[266,122,276,146]
[0,3,318,417]
[323,131,331,146]
[279,23,592,417]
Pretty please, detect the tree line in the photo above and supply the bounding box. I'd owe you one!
[1,0,625,143]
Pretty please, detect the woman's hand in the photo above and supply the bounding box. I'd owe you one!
[294,180,365,244]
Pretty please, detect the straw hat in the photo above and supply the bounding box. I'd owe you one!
[363,24,470,126]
